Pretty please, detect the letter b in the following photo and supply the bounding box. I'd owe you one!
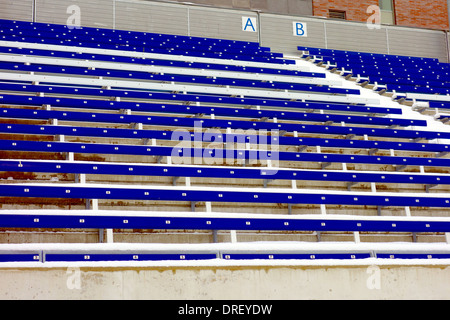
[293,22,307,37]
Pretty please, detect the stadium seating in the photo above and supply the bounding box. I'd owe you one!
[298,46,450,114]
[1,19,450,264]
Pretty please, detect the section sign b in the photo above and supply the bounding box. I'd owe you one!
[293,22,307,37]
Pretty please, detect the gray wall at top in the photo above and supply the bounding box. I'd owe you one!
[0,0,448,62]
[165,0,313,16]
[0,0,34,22]
[115,1,258,42]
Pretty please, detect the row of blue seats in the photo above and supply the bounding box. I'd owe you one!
[0,27,283,61]
[2,122,448,155]
[0,108,436,144]
[2,249,449,262]
[333,64,449,84]
[0,94,414,127]
[0,33,292,64]
[298,47,449,78]
[0,82,393,115]
[312,58,450,92]
[0,61,358,96]
[0,32,286,64]
[298,46,440,66]
[1,19,264,52]
[386,84,450,96]
[343,67,450,91]
[2,139,449,169]
[364,74,449,88]
[0,252,365,262]
[0,107,436,141]
[1,159,448,187]
[323,57,449,78]
[0,46,315,78]
[314,55,445,73]
[430,101,450,110]
[0,20,293,65]
[298,46,450,97]
[2,183,450,208]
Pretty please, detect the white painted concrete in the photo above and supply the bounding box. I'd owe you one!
[0,263,449,299]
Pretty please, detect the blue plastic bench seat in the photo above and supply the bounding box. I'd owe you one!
[0,107,433,141]
[43,253,217,262]
[0,19,264,48]
[0,83,396,115]
[349,66,449,80]
[0,19,264,47]
[0,20,287,62]
[429,101,450,110]
[223,252,450,260]
[2,122,448,154]
[223,253,371,260]
[375,253,450,259]
[0,94,414,127]
[2,159,450,186]
[13,35,286,64]
[4,183,450,208]
[0,36,293,65]
[0,18,299,68]
[387,84,450,96]
[0,253,41,262]
[0,45,312,79]
[3,139,450,169]
[5,138,450,170]
[323,56,442,69]
[2,204,450,232]
[338,68,450,87]
[0,31,292,65]
[0,61,357,96]
[2,247,450,262]
[298,46,448,72]
[1,243,449,262]
[298,46,439,65]
[322,57,444,73]
[298,46,450,100]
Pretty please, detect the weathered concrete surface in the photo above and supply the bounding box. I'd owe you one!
[0,263,449,299]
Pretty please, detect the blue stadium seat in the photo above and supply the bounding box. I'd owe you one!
[0,60,342,95]
[2,139,450,170]
[0,82,394,115]
[0,107,434,141]
[2,159,450,187]
[298,46,450,102]
[0,19,294,64]
[0,45,312,78]
[1,209,449,232]
[2,122,447,154]
[1,19,450,264]
[0,94,415,127]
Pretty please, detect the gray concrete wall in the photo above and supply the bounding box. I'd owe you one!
[0,263,449,299]
[0,0,34,21]
[162,0,313,16]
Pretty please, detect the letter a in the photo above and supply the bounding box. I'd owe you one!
[67,4,81,29]
[366,265,381,290]
[366,5,381,30]
[242,17,257,32]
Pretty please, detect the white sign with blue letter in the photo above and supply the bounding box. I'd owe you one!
[242,17,257,32]
[293,22,307,37]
